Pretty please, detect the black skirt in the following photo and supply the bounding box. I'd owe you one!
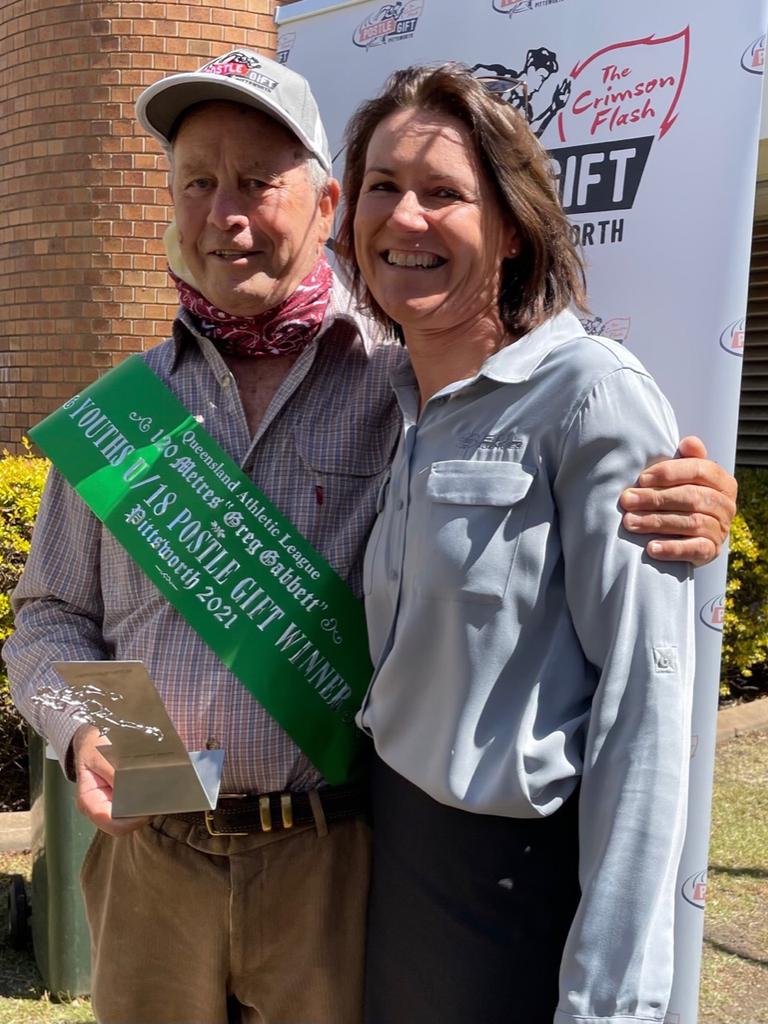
[365,756,581,1024]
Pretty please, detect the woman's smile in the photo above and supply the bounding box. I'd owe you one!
[381,248,447,269]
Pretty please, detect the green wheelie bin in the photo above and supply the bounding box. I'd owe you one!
[8,729,94,996]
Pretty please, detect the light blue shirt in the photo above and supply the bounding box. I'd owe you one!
[359,310,695,1024]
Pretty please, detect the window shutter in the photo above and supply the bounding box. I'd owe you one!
[737,219,768,466]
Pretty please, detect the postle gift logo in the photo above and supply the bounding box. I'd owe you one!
[699,594,725,632]
[276,32,296,65]
[719,318,745,357]
[741,34,765,75]
[493,0,533,13]
[492,0,567,14]
[681,868,707,909]
[352,2,424,50]
[580,315,632,343]
[200,51,279,94]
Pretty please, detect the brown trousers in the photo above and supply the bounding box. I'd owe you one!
[80,812,371,1024]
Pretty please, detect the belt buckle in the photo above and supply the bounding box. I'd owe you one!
[204,793,249,837]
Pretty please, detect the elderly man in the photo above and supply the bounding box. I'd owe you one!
[4,50,736,1024]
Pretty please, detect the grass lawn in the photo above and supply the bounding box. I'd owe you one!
[0,729,765,1023]
[699,729,768,1024]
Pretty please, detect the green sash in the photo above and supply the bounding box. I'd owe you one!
[30,355,373,784]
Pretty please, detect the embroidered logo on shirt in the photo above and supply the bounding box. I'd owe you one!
[652,645,678,673]
[460,432,523,453]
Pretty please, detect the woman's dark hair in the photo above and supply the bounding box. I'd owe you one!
[335,63,587,338]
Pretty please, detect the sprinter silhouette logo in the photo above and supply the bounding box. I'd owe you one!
[473,49,569,140]
[720,318,746,357]
[352,2,424,49]
[741,34,765,74]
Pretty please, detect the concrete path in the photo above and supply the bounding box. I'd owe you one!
[1,699,766,855]
[0,810,30,854]
[715,694,768,744]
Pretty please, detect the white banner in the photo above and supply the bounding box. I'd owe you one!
[275,2,768,1020]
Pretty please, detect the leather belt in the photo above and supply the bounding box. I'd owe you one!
[172,784,366,837]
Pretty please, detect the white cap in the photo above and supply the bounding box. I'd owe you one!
[135,48,332,173]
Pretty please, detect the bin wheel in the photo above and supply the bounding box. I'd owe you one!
[6,874,30,950]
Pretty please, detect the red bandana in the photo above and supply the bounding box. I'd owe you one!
[170,257,333,358]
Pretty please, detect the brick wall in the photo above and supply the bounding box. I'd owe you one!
[0,0,279,451]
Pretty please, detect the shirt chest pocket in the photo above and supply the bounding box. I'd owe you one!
[417,460,536,604]
[293,422,393,513]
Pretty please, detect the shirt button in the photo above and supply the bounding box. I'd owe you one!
[221,376,232,389]
[389,570,399,582]
[396,498,405,511]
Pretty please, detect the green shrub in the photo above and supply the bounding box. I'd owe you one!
[0,442,49,810]
[721,468,768,700]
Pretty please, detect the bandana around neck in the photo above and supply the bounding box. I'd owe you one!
[170,256,333,358]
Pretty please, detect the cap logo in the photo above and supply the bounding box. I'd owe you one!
[201,51,278,93]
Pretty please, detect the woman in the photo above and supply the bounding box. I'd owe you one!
[335,65,695,1024]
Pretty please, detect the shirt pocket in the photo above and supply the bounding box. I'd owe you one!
[293,422,392,509]
[292,424,393,592]
[293,420,394,478]
[418,460,536,604]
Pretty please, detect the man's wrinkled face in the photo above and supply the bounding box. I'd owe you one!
[170,101,338,316]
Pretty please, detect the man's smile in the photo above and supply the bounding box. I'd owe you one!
[210,248,263,262]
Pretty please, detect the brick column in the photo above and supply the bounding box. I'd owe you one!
[0,0,277,451]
